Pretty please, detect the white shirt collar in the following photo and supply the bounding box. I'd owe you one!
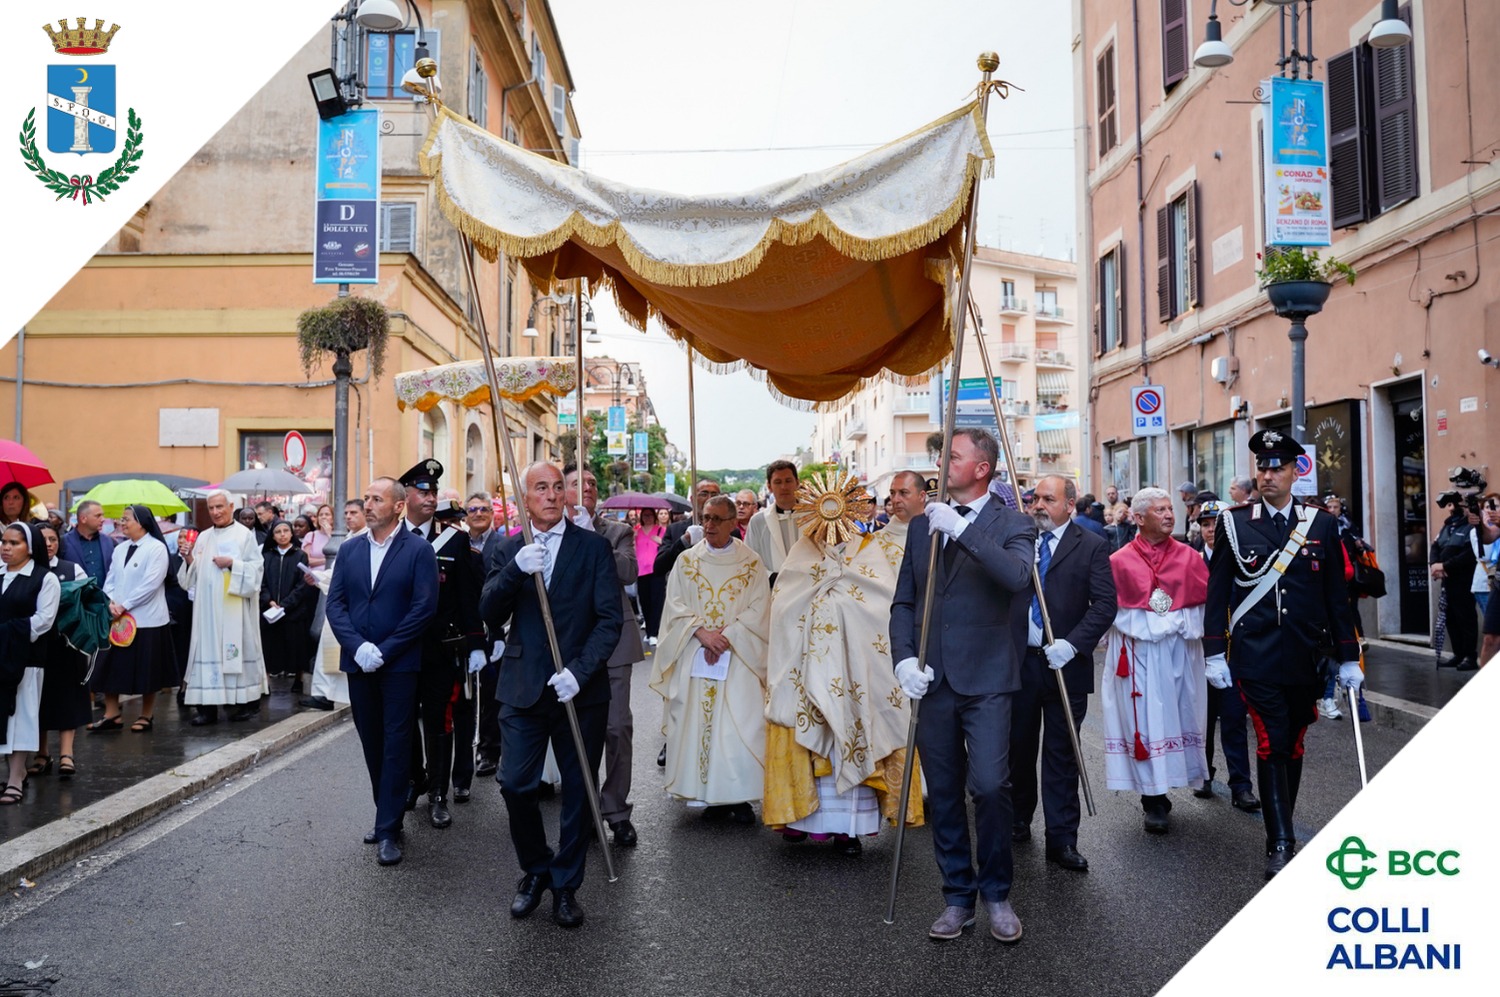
[368,527,397,549]
[537,518,567,541]
[1039,518,1068,543]
[952,492,991,517]
[2,560,36,578]
[1262,497,1295,518]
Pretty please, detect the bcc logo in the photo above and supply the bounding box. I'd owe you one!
[1326,836,1459,891]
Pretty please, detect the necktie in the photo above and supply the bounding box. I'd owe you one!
[1031,532,1054,628]
[538,530,555,587]
[124,543,139,566]
[1272,511,1287,539]
[941,505,973,571]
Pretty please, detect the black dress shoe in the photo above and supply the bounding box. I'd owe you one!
[609,819,638,847]
[1011,823,1032,843]
[376,839,403,866]
[228,705,258,722]
[1438,654,1462,669]
[1045,844,1090,872]
[190,708,218,726]
[726,802,756,825]
[404,783,422,812]
[1192,779,1215,799]
[552,888,586,928]
[475,757,498,778]
[657,743,667,767]
[429,796,452,829]
[1232,787,1262,812]
[510,873,550,918]
[833,835,863,856]
[1457,658,1480,672]
[453,786,471,803]
[363,828,378,845]
[300,695,335,711]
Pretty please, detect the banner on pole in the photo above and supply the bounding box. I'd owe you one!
[314,108,381,284]
[1263,77,1331,248]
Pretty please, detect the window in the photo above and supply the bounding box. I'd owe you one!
[240,431,333,482]
[551,83,568,137]
[1096,243,1125,354]
[1096,43,1118,155]
[467,46,488,126]
[379,202,416,253]
[1161,0,1189,90]
[1156,181,1199,322]
[1036,288,1059,317]
[363,29,441,100]
[530,32,547,89]
[1328,6,1418,228]
[1192,424,1235,500]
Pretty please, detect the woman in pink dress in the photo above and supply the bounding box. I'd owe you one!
[635,507,670,645]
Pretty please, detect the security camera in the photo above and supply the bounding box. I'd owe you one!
[1480,349,1500,367]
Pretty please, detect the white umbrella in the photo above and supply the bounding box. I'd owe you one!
[217,468,313,495]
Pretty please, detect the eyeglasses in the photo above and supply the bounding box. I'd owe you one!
[734,500,756,506]
[700,514,733,525]
[466,506,489,513]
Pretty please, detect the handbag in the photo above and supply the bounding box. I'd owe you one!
[1347,537,1386,599]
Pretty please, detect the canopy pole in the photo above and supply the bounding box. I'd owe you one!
[967,293,1095,816]
[885,50,1002,927]
[458,237,618,885]
[686,347,698,516]
[575,279,586,507]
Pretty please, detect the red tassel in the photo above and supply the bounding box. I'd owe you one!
[1134,732,1151,760]
[1116,646,1130,678]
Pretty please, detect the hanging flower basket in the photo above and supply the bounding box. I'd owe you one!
[1264,279,1333,319]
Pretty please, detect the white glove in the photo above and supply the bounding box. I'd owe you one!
[686,524,704,546]
[894,656,935,700]
[548,667,580,704]
[1043,639,1076,670]
[1338,662,1364,690]
[571,508,595,531]
[514,542,548,575]
[355,641,383,673]
[925,502,967,539]
[468,649,486,674]
[1204,654,1232,690]
[489,639,506,663]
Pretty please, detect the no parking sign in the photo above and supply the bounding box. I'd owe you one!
[1131,385,1167,437]
[1291,445,1318,497]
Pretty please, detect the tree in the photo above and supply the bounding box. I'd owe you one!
[798,462,832,483]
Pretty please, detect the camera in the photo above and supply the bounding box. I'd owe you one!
[1436,491,1482,516]
[1436,466,1487,518]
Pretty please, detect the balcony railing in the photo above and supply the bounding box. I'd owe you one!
[896,393,932,413]
[1000,399,1031,416]
[998,295,1028,314]
[1035,302,1068,321]
[1034,349,1072,367]
[995,343,1030,362]
[896,451,939,470]
[1036,401,1070,414]
[846,420,867,440]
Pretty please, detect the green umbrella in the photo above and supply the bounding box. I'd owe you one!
[70,479,190,518]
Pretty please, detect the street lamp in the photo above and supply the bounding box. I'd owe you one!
[1193,0,1409,73]
[524,291,594,347]
[355,0,439,95]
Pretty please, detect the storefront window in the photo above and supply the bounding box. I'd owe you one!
[1191,424,1235,500]
[239,431,333,495]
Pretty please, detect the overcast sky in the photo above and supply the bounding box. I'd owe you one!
[549,0,1076,468]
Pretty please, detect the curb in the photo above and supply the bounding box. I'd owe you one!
[1361,689,1437,736]
[0,706,350,889]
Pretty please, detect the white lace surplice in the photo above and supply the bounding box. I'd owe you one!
[1100,606,1209,796]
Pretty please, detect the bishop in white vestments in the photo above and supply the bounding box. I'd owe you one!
[179,491,267,723]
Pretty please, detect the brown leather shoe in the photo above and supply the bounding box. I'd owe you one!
[986,899,1023,943]
[928,905,976,940]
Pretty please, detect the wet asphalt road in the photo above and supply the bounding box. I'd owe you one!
[1,659,1410,997]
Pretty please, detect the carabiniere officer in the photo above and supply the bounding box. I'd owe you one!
[1203,429,1362,880]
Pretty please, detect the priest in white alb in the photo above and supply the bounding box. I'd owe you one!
[762,473,922,855]
[650,494,770,824]
[1101,487,1210,833]
[743,460,801,585]
[179,490,267,725]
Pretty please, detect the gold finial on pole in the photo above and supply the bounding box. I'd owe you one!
[977,51,1000,73]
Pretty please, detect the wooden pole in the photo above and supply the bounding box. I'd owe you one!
[967,294,1095,816]
[686,347,698,516]
[884,51,1001,926]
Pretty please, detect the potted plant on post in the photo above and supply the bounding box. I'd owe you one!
[1256,247,1357,318]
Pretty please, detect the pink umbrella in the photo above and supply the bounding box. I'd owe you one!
[0,440,54,489]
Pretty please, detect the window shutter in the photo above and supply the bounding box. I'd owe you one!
[381,202,415,253]
[1115,243,1127,347]
[1372,6,1418,213]
[1161,0,1189,89]
[1156,205,1172,322]
[552,83,567,135]
[1327,48,1367,228]
[1185,181,1200,308]
[1094,255,1104,355]
[1096,46,1117,154]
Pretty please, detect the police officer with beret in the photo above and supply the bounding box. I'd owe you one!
[398,459,488,829]
[1204,430,1361,880]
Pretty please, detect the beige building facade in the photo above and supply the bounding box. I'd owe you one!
[1075,0,1500,639]
[810,247,1079,499]
[4,1,585,510]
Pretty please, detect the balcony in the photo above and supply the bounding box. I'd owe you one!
[896,451,939,470]
[995,343,1030,363]
[1035,400,1070,415]
[1000,399,1031,417]
[1035,302,1070,323]
[998,295,1028,315]
[1034,348,1073,368]
[846,420,867,440]
[895,393,932,415]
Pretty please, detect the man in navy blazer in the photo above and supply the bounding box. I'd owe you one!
[482,461,622,930]
[1010,474,1117,873]
[890,428,1036,944]
[326,476,438,867]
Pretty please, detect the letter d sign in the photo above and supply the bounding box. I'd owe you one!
[340,204,356,221]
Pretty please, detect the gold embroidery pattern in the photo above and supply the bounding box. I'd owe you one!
[698,682,718,784]
[679,552,759,631]
[841,718,869,768]
[872,633,890,657]
[846,583,866,603]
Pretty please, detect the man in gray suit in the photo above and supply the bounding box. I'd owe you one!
[564,464,644,847]
[890,428,1036,944]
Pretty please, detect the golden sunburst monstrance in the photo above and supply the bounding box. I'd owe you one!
[794,470,872,547]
